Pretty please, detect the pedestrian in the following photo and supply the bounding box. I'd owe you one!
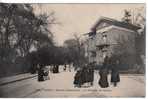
[50,66,53,73]
[38,65,44,81]
[69,65,71,72]
[98,66,109,88]
[82,66,87,85]
[111,60,120,87]
[87,63,94,86]
[63,64,66,71]
[90,65,94,86]
[43,67,50,80]
[85,67,90,86]
[98,56,109,88]
[53,65,59,73]
[74,69,83,87]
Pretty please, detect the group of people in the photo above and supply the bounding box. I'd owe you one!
[36,55,120,87]
[73,64,94,87]
[99,56,120,88]
[73,56,120,88]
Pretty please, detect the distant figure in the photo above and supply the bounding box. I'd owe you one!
[68,65,71,72]
[38,65,44,81]
[111,60,120,87]
[53,65,59,73]
[63,64,66,71]
[50,66,53,73]
[43,67,50,80]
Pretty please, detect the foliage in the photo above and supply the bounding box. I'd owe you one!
[122,10,132,23]
[0,4,54,63]
[63,35,87,68]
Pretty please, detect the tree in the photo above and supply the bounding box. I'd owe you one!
[0,4,55,63]
[0,4,56,76]
[120,7,145,73]
[63,34,86,69]
[134,7,146,73]
[122,9,132,23]
[112,34,136,70]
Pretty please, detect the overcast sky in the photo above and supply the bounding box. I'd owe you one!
[33,4,145,46]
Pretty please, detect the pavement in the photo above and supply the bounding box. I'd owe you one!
[0,67,145,98]
[0,73,37,86]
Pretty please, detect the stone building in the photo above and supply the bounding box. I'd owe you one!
[84,17,141,70]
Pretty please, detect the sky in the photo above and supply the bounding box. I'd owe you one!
[33,4,145,46]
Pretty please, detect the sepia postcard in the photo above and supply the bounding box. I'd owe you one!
[0,3,146,98]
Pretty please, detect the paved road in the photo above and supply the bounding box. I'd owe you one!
[0,70,145,98]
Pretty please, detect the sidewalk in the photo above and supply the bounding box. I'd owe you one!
[0,73,37,86]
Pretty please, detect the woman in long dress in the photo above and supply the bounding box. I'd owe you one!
[98,56,110,88]
[98,66,109,88]
[111,60,120,87]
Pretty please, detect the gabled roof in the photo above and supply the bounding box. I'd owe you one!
[91,16,141,32]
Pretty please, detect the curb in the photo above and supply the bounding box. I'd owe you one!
[0,75,37,86]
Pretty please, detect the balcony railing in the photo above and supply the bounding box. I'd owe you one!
[96,38,110,48]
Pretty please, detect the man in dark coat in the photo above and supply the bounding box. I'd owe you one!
[88,64,94,86]
[111,60,120,87]
[81,66,87,84]
[98,56,110,88]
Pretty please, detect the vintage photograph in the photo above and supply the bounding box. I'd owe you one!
[0,3,146,97]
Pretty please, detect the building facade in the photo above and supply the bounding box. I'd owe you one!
[84,17,141,69]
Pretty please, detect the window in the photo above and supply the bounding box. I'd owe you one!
[102,50,107,59]
[91,51,96,57]
[103,35,107,41]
